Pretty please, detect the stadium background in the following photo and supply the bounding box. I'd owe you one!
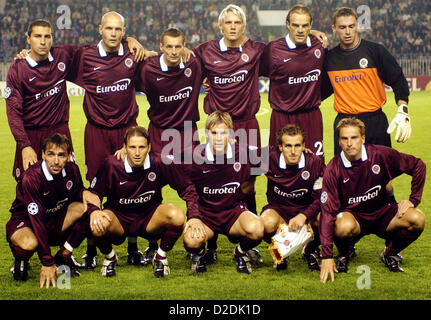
[0,0,430,302]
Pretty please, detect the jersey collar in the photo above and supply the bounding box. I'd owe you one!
[205,143,233,162]
[25,52,54,68]
[279,152,305,169]
[285,34,311,49]
[124,154,151,173]
[97,41,124,57]
[42,160,66,181]
[219,38,243,52]
[340,145,368,168]
[160,54,185,72]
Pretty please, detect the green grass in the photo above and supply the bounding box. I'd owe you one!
[0,91,430,300]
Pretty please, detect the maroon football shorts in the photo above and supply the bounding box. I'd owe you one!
[199,202,249,236]
[148,122,199,161]
[13,122,73,181]
[105,203,159,238]
[232,117,261,149]
[269,108,324,160]
[6,210,68,246]
[261,203,305,223]
[346,203,398,239]
[84,120,137,182]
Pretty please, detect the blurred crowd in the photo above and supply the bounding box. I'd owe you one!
[0,0,429,65]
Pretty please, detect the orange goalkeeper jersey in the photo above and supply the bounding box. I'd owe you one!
[322,39,409,114]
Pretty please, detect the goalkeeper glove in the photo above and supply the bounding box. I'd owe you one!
[387,104,411,143]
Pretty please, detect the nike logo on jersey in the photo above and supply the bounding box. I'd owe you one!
[157,77,165,81]
[120,181,128,185]
[343,178,350,183]
[43,191,50,196]
[274,174,283,178]
[213,61,221,64]
[203,170,211,174]
[93,67,101,71]
[29,77,36,82]
[283,58,292,63]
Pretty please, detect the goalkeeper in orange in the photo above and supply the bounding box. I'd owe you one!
[260,124,325,271]
[321,7,411,205]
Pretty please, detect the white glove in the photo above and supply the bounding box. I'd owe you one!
[387,104,411,143]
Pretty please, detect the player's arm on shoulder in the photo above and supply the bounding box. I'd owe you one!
[310,30,328,48]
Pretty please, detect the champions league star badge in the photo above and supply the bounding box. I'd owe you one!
[359,58,368,68]
[372,164,381,175]
[233,162,241,172]
[4,86,11,99]
[125,58,133,68]
[90,177,97,188]
[58,62,66,72]
[148,172,156,182]
[320,191,328,203]
[184,67,192,78]
[28,202,39,215]
[66,180,73,190]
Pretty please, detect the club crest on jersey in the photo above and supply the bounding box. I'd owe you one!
[321,191,328,203]
[148,172,156,182]
[4,86,11,99]
[28,202,39,215]
[314,49,321,59]
[241,53,249,63]
[372,164,381,175]
[184,67,192,78]
[125,58,133,68]
[66,180,73,190]
[233,162,241,172]
[90,177,97,188]
[301,170,310,180]
[15,167,20,178]
[359,58,368,69]
[57,62,66,72]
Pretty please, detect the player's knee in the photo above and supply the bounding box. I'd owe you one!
[19,236,38,251]
[335,216,358,239]
[244,217,264,240]
[407,209,426,231]
[261,214,278,235]
[183,233,205,252]
[164,205,185,226]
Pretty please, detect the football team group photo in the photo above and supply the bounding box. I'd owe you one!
[0,0,430,301]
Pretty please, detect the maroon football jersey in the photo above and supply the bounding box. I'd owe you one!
[88,153,198,218]
[136,54,202,129]
[71,42,139,127]
[265,147,325,220]
[260,35,325,113]
[6,45,79,149]
[190,143,254,222]
[194,38,266,120]
[319,144,426,258]
[9,160,85,266]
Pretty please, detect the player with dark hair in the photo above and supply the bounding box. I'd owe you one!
[319,118,426,283]
[322,7,411,155]
[183,111,264,275]
[5,19,78,181]
[261,5,326,158]
[261,124,325,271]
[119,27,203,265]
[5,133,100,287]
[86,126,198,278]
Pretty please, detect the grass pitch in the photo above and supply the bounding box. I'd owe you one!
[0,91,430,301]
